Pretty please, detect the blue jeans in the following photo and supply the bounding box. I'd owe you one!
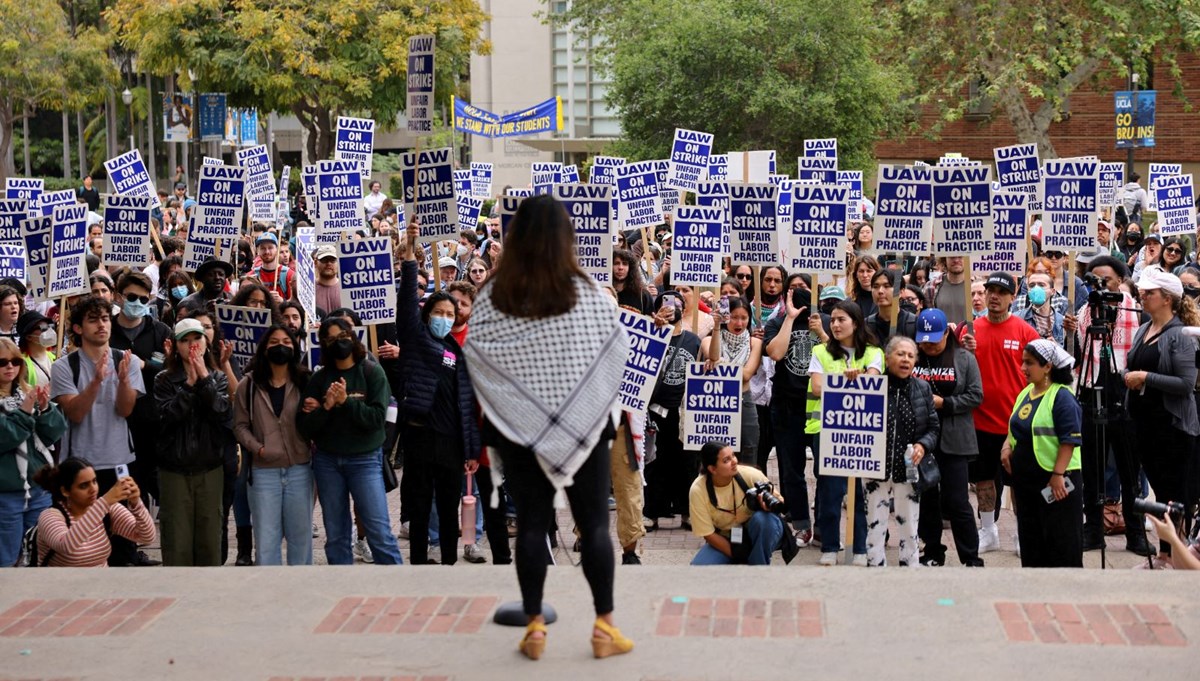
[249,464,314,566]
[0,488,50,567]
[812,437,867,554]
[691,511,784,565]
[312,449,402,565]
[428,476,484,544]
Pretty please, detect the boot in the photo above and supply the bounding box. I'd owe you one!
[235,526,254,566]
[1125,527,1156,557]
[1082,523,1106,551]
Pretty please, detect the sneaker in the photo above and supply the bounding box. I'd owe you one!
[608,496,617,511]
[396,522,410,540]
[311,523,319,538]
[354,539,375,563]
[463,543,486,564]
[919,555,943,567]
[621,551,642,565]
[794,528,813,548]
[427,546,441,565]
[977,526,1000,554]
[851,554,867,567]
[132,550,161,567]
[819,552,838,566]
[507,517,519,537]
[1012,531,1020,558]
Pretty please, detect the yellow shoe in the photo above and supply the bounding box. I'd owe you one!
[591,618,634,659]
[518,621,547,660]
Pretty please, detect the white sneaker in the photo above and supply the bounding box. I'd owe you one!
[397,522,410,540]
[311,523,319,538]
[1012,531,1020,558]
[463,543,487,564]
[851,554,868,567]
[819,552,838,566]
[978,526,1000,554]
[354,539,375,563]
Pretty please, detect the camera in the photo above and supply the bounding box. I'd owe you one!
[745,481,787,514]
[1132,498,1185,519]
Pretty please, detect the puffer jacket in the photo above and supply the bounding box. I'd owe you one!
[154,368,232,474]
[883,373,941,483]
[233,377,311,469]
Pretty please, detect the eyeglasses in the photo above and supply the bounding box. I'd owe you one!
[469,268,487,274]
[0,358,17,368]
[124,293,150,304]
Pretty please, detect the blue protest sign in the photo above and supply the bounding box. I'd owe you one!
[335,116,375,179]
[451,96,562,138]
[399,147,457,244]
[407,34,435,135]
[1041,158,1099,251]
[1098,162,1124,208]
[457,195,484,232]
[0,200,25,242]
[666,128,714,192]
[49,203,88,298]
[803,138,838,160]
[182,233,233,273]
[696,181,730,256]
[790,184,848,275]
[103,149,160,209]
[992,143,1040,208]
[306,326,367,370]
[470,162,493,198]
[101,195,152,268]
[729,183,779,266]
[671,206,724,286]
[192,164,246,239]
[554,184,612,286]
[5,178,42,207]
[302,165,319,222]
[615,161,663,230]
[0,243,24,282]
[797,156,837,184]
[36,189,75,218]
[974,191,1029,276]
[837,170,864,222]
[531,162,562,195]
[198,93,227,142]
[338,236,396,324]
[655,160,680,216]
[236,144,275,222]
[562,165,581,185]
[874,164,933,254]
[1147,162,1182,212]
[682,362,742,450]
[1115,90,1156,149]
[316,159,364,243]
[498,195,524,241]
[454,169,472,196]
[589,156,624,186]
[217,304,272,372]
[777,178,794,238]
[1154,174,1195,237]
[618,309,671,414]
[818,373,888,480]
[932,165,993,256]
[706,154,729,181]
[21,216,49,301]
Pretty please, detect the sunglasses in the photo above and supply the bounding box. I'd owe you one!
[124,293,150,304]
[0,358,17,368]
[735,273,752,280]
[1166,247,1184,255]
[469,268,487,274]
[1046,252,1065,259]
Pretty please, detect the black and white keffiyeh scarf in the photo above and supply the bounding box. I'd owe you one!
[466,276,628,503]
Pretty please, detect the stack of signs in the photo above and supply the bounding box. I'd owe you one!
[1148,163,1183,212]
[665,128,714,192]
[104,150,160,209]
[837,170,864,222]
[670,206,724,286]
[338,237,396,324]
[562,165,581,184]
[5,179,43,211]
[36,189,76,218]
[406,35,435,135]
[682,362,742,451]
[975,191,1029,275]
[217,304,272,372]
[294,227,318,324]
[874,165,932,254]
[617,310,671,414]
[803,138,838,159]
[931,165,993,256]
[1041,158,1099,252]
[1153,174,1196,237]
[817,374,888,480]
[49,203,89,298]
[655,161,679,216]
[728,183,779,266]
[316,159,364,244]
[797,156,837,184]
[554,184,612,286]
[695,181,730,255]
[334,116,375,180]
[399,147,456,244]
[790,184,848,275]
[0,199,24,281]
[615,161,663,230]
[1098,163,1125,209]
[236,144,275,222]
[457,194,484,232]
[532,162,562,195]
[728,151,774,183]
[497,195,524,240]
[454,169,473,195]
[706,154,729,181]
[101,195,152,268]
[192,164,247,239]
[992,143,1041,210]
[22,216,50,300]
[470,162,493,198]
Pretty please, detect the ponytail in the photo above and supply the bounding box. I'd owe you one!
[1175,294,1200,328]
[32,457,92,503]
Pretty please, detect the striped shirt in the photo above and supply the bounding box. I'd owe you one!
[36,498,156,567]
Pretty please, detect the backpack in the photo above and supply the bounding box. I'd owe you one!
[22,506,111,567]
[251,264,291,298]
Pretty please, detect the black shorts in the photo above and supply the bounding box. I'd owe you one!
[969,430,1007,483]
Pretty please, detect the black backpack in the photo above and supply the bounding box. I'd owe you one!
[22,506,111,567]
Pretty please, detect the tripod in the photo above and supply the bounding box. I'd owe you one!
[1080,319,1117,570]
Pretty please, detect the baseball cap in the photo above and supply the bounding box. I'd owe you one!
[314,244,338,261]
[915,309,947,344]
[984,271,1017,295]
[819,285,847,302]
[1144,232,1164,244]
[438,257,458,270]
[1137,265,1184,298]
[255,232,279,247]
[173,318,206,340]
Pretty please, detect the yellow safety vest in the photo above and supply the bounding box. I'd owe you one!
[1007,383,1081,473]
[805,344,884,435]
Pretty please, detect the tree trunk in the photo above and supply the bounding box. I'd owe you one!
[62,110,71,179]
[75,110,86,177]
[22,105,31,177]
[0,99,15,183]
[166,75,176,182]
[999,86,1058,159]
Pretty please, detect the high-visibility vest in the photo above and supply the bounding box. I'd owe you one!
[1007,382,1081,473]
[804,344,884,435]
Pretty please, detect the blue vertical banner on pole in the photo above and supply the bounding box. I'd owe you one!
[198,93,228,142]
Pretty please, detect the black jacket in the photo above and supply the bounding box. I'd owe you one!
[153,368,233,474]
[884,373,940,482]
[109,314,171,425]
[866,309,917,344]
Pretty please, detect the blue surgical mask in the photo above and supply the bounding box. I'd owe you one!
[123,299,149,318]
[1027,285,1048,306]
[973,308,986,318]
[171,285,189,300]
[429,316,453,339]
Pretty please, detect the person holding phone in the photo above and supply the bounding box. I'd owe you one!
[702,296,763,468]
[1000,339,1084,568]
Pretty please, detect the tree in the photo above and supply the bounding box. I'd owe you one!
[883,0,1200,158]
[553,0,911,174]
[108,0,490,165]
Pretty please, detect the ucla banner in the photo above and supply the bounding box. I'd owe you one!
[453,96,562,138]
[1115,90,1156,149]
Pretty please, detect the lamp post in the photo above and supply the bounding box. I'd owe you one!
[188,69,200,195]
[121,88,134,154]
[1126,71,1139,176]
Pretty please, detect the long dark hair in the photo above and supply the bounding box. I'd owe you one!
[231,282,282,324]
[613,248,647,300]
[248,324,310,389]
[487,194,589,319]
[32,457,93,504]
[825,300,877,362]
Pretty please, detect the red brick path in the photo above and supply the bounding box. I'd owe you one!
[0,598,176,638]
[655,597,823,639]
[995,602,1187,646]
[313,596,497,636]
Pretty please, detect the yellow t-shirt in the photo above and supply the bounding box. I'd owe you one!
[688,465,772,538]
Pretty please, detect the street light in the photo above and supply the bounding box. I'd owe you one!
[121,88,134,154]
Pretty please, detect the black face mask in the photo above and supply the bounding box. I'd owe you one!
[327,338,354,361]
[1185,286,1200,300]
[899,299,918,314]
[1127,233,1143,245]
[266,345,294,366]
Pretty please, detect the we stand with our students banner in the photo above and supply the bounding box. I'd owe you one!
[452,96,563,138]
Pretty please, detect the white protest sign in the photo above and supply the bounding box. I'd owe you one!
[671,206,724,286]
[49,203,89,298]
[790,184,848,275]
[937,155,977,167]
[406,34,435,135]
[279,165,291,197]
[776,178,794,241]
[727,151,773,183]
[0,199,25,242]
[182,233,234,273]
[589,156,625,186]
[0,243,23,282]
[21,216,50,301]
[803,138,838,160]
[992,143,1041,211]
[1098,162,1124,208]
[294,227,318,325]
[192,164,247,239]
[236,144,275,222]
[453,169,472,196]
[617,310,671,414]
[531,162,562,195]
[103,149,161,210]
[666,128,714,192]
[302,164,320,222]
[334,116,375,180]
[874,164,932,254]
[1147,163,1181,213]
[729,183,779,266]
[837,170,864,223]
[497,195,524,241]
[5,178,42,206]
[217,304,273,372]
[818,373,887,480]
[682,362,742,450]
[457,195,484,232]
[1153,174,1196,237]
[470,162,493,198]
[338,237,396,324]
[974,191,1029,276]
[202,156,223,167]
[615,161,663,230]
[101,195,152,268]
[931,165,993,256]
[36,189,76,218]
[315,159,364,243]
[1041,158,1099,251]
[562,164,581,184]
[399,147,457,244]
[554,184,612,286]
[655,160,679,216]
[306,326,368,370]
[706,154,729,181]
[695,181,731,256]
[797,156,837,184]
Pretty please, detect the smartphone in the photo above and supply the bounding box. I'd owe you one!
[1041,476,1075,503]
[114,464,130,480]
[717,296,730,322]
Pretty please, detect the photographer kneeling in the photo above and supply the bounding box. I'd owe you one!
[688,441,785,565]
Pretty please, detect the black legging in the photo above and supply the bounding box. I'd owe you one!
[497,435,614,617]
[644,408,695,519]
[917,454,980,565]
[1136,422,1192,556]
[402,425,462,565]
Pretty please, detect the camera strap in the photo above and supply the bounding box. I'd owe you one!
[705,473,751,515]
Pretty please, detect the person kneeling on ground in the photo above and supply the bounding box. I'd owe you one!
[688,441,785,565]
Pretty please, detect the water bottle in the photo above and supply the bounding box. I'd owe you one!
[385,397,398,424]
[904,444,919,485]
[461,472,477,545]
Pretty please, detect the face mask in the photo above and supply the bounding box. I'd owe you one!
[898,299,917,314]
[328,338,354,361]
[38,328,56,348]
[456,244,469,259]
[973,308,986,318]
[171,285,189,300]
[1186,286,1200,300]
[266,345,294,365]
[1027,286,1048,307]
[437,243,450,259]
[1127,233,1143,245]
[123,300,149,318]
[428,316,453,339]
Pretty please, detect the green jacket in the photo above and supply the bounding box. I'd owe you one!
[296,357,389,456]
[0,402,69,494]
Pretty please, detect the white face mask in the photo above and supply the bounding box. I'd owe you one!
[456,244,469,259]
[39,328,57,348]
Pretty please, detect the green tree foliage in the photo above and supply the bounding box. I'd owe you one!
[108,0,490,165]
